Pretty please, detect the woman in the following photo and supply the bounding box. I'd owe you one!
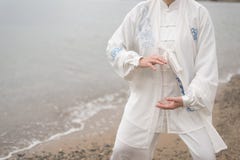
[106,0,227,159]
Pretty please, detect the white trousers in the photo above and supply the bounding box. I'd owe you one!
[110,127,216,160]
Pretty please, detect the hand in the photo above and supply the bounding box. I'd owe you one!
[156,97,183,110]
[139,54,167,71]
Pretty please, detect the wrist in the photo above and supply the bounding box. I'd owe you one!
[137,56,144,67]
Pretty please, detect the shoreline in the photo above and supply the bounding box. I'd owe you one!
[5,74,240,160]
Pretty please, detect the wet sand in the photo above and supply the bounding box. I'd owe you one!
[7,74,240,160]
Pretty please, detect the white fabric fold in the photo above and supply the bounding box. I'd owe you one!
[106,0,227,153]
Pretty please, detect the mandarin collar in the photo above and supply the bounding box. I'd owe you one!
[159,0,180,11]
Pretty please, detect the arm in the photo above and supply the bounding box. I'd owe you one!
[106,6,143,81]
[181,7,218,113]
[106,3,168,81]
[156,7,218,112]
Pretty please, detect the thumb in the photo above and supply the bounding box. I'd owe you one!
[147,63,157,71]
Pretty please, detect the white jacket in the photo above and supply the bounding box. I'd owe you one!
[106,0,227,153]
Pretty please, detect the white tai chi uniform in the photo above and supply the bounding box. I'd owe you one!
[105,0,227,159]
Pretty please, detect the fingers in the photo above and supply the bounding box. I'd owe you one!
[156,101,178,110]
[150,57,167,65]
[150,58,166,65]
[139,55,168,71]
[166,97,183,105]
[165,97,179,102]
[156,97,183,110]
[157,56,168,64]
[150,56,167,64]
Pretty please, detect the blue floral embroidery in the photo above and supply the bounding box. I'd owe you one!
[191,28,198,41]
[176,77,195,112]
[136,6,155,49]
[111,47,122,60]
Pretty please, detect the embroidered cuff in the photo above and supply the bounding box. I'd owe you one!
[111,47,123,60]
[135,55,144,67]
[126,51,143,67]
[182,95,191,107]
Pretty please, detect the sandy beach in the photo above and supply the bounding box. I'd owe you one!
[7,74,240,160]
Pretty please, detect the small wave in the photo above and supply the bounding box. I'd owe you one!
[0,90,128,160]
[0,127,84,160]
[0,140,41,160]
[67,91,127,125]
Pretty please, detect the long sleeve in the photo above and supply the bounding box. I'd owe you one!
[106,6,143,81]
[181,7,218,113]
